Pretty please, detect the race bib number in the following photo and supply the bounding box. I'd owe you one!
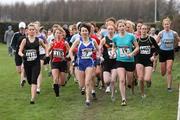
[25,49,37,61]
[140,46,151,54]
[119,48,130,57]
[164,39,173,48]
[81,48,93,59]
[53,49,64,58]
[108,48,116,59]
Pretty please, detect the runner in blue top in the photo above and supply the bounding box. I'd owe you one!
[112,19,139,106]
[69,23,99,107]
[157,17,180,92]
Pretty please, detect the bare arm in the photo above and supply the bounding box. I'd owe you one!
[129,41,139,57]
[156,31,162,45]
[18,38,26,57]
[93,39,100,58]
[65,41,70,52]
[99,38,105,56]
[4,31,7,43]
[174,32,180,45]
[69,39,80,62]
[39,40,48,56]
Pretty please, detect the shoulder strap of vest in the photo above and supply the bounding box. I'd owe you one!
[148,36,152,44]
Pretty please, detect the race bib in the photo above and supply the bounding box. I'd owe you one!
[81,48,93,59]
[140,46,151,54]
[25,49,37,61]
[53,49,64,58]
[164,39,173,48]
[108,48,116,59]
[119,47,130,57]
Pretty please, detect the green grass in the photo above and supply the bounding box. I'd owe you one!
[0,43,180,120]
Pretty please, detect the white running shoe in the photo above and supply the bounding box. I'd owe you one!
[36,88,40,94]
[141,94,146,99]
[105,86,111,93]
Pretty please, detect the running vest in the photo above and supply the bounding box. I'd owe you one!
[160,30,175,50]
[103,36,116,60]
[24,37,39,62]
[77,37,95,60]
[137,36,153,59]
[51,39,67,62]
[38,34,46,55]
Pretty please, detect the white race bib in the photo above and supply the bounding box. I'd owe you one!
[53,49,64,58]
[25,49,37,61]
[119,48,130,57]
[81,48,93,59]
[140,46,151,54]
[164,39,173,48]
[108,48,116,59]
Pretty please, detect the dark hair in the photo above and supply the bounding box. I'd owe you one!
[90,21,96,27]
[105,17,116,24]
[79,23,91,34]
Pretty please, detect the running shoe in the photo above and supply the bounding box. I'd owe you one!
[30,101,35,104]
[105,86,111,93]
[141,94,146,99]
[121,99,127,106]
[20,80,26,87]
[167,88,173,92]
[81,88,85,95]
[36,89,40,94]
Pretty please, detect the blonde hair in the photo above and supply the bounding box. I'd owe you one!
[54,26,66,37]
[116,19,126,27]
[125,20,135,32]
[163,17,171,25]
[28,23,36,29]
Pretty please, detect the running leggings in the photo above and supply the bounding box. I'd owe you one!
[24,61,40,85]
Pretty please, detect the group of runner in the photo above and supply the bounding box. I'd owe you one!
[9,17,180,106]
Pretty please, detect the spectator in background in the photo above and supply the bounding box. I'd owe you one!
[4,25,14,56]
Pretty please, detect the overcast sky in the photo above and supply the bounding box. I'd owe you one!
[0,0,58,5]
[0,0,177,5]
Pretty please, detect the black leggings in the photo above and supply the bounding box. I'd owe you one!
[24,61,40,85]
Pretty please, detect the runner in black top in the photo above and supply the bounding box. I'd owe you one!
[136,24,159,98]
[10,22,27,87]
[19,23,48,104]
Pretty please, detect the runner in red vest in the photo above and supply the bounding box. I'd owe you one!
[48,27,70,97]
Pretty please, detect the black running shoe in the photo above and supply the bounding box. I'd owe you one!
[30,101,35,104]
[167,88,173,92]
[81,88,85,95]
[20,80,26,87]
[36,89,40,94]
[121,100,127,106]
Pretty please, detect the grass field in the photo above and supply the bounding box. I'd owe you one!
[0,43,180,120]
